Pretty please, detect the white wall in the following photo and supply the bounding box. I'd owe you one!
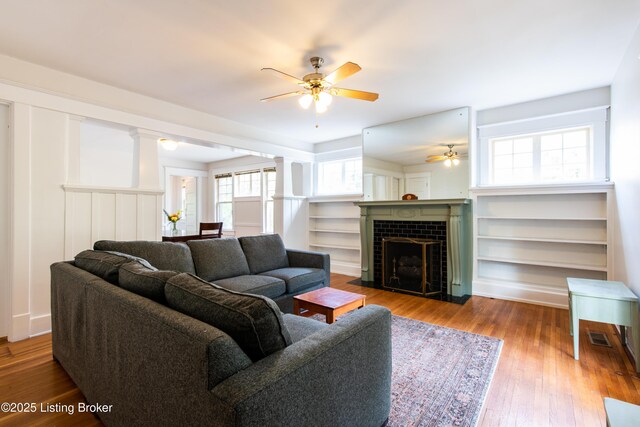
[610,24,640,351]
[0,104,9,338]
[477,87,611,126]
[80,120,134,187]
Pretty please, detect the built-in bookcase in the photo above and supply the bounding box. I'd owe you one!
[471,184,613,308]
[308,196,361,276]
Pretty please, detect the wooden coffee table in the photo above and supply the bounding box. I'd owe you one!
[293,287,366,324]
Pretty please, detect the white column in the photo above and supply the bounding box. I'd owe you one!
[274,157,294,198]
[65,114,84,185]
[130,129,162,190]
[273,157,307,249]
[9,102,32,341]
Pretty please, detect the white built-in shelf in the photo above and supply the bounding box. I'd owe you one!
[477,235,607,245]
[477,255,607,272]
[476,216,607,221]
[309,215,360,219]
[309,243,360,251]
[309,229,360,234]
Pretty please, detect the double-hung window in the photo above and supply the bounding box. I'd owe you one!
[234,170,261,197]
[263,168,276,233]
[215,174,233,230]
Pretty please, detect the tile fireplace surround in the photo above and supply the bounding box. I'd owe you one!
[354,199,472,300]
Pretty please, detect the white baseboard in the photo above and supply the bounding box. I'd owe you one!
[473,278,569,309]
[331,261,361,278]
[9,313,30,342]
[30,314,52,337]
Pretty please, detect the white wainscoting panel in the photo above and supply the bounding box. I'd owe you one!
[64,186,164,255]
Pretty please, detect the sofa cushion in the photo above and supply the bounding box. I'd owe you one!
[165,273,292,361]
[259,267,325,294]
[118,261,178,304]
[239,234,289,274]
[213,275,286,299]
[74,250,153,284]
[186,238,250,282]
[94,240,196,274]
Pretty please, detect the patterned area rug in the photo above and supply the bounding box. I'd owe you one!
[311,314,502,427]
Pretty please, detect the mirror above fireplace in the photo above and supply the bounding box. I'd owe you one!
[362,107,470,201]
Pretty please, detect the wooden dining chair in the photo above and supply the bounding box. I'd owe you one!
[199,222,223,238]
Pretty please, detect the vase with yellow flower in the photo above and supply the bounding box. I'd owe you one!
[163,209,182,234]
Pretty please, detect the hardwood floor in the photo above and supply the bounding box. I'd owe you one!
[1,273,639,426]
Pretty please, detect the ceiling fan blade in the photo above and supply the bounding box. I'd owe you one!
[425,155,447,163]
[261,68,305,85]
[331,87,379,101]
[260,91,303,102]
[324,62,361,85]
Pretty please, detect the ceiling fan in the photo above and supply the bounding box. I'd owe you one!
[260,56,379,114]
[425,144,467,167]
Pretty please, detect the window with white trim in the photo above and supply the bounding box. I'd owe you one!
[215,174,233,230]
[263,168,276,233]
[234,170,261,197]
[478,108,607,186]
[490,126,591,184]
[316,158,362,195]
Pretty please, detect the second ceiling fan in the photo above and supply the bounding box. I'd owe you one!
[426,144,467,167]
[261,56,379,114]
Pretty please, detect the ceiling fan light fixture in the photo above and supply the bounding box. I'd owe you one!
[315,101,328,114]
[317,91,332,107]
[453,158,460,166]
[298,94,313,109]
[444,158,452,167]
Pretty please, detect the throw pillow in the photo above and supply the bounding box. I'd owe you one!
[186,238,250,281]
[118,261,178,304]
[165,273,292,361]
[74,250,153,284]
[238,234,289,274]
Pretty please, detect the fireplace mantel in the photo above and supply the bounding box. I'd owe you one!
[354,199,472,299]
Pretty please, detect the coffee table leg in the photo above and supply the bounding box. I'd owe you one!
[327,311,335,324]
[294,300,300,315]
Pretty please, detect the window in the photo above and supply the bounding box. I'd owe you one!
[316,158,362,195]
[478,107,607,186]
[215,174,233,230]
[489,127,591,184]
[263,168,276,233]
[234,170,261,197]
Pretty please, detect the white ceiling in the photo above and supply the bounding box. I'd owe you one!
[0,0,639,145]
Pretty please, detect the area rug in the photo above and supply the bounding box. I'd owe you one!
[311,314,502,427]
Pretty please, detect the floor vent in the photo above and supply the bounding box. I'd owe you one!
[588,331,612,347]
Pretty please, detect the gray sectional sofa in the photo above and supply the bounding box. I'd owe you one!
[94,234,330,313]
[50,234,393,426]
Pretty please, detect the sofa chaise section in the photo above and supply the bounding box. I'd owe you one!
[50,259,391,426]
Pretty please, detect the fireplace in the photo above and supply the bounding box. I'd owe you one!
[354,199,472,304]
[382,237,443,296]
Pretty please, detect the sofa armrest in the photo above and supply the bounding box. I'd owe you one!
[287,249,330,285]
[211,305,392,426]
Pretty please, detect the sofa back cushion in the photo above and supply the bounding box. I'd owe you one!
[165,273,292,362]
[118,261,178,304]
[93,240,196,274]
[74,250,153,284]
[186,238,250,282]
[239,234,289,274]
